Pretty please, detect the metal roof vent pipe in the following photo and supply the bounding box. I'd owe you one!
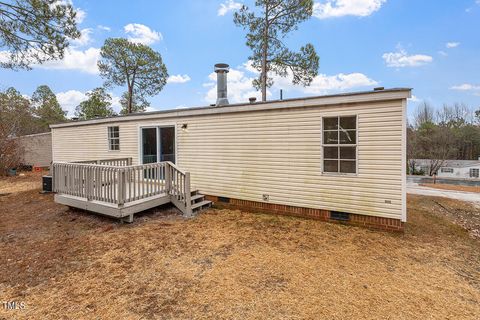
[214,63,229,106]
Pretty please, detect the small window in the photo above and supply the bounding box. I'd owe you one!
[470,168,479,178]
[322,116,357,174]
[441,167,453,173]
[108,126,120,151]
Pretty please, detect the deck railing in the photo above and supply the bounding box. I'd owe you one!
[52,160,192,215]
[74,157,132,166]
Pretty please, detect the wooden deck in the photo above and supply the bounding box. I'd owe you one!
[52,159,212,222]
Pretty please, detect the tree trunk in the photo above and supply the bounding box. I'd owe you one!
[261,46,267,101]
[261,6,269,102]
[127,85,133,114]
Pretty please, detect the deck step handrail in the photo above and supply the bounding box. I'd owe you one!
[52,160,192,216]
[164,161,192,216]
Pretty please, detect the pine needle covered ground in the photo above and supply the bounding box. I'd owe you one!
[1,173,479,319]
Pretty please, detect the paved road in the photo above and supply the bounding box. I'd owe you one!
[407,182,480,204]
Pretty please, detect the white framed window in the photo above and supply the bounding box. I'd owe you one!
[108,126,120,151]
[470,168,479,178]
[441,167,453,173]
[322,115,357,174]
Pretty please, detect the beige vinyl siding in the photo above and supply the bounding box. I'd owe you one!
[52,123,140,164]
[51,98,406,221]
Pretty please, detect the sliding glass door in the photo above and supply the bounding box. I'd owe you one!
[159,127,175,163]
[141,126,175,164]
[142,128,158,164]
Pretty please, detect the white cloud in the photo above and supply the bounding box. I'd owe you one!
[71,28,93,47]
[37,47,100,74]
[110,94,121,111]
[205,66,263,103]
[55,0,86,23]
[408,95,420,102]
[75,8,86,23]
[167,74,191,84]
[446,42,460,48]
[0,50,10,64]
[97,25,111,32]
[57,89,122,117]
[438,50,448,57]
[0,46,100,74]
[203,62,377,104]
[302,72,377,94]
[466,0,480,12]
[145,106,159,112]
[218,0,242,16]
[313,0,386,19]
[56,90,87,116]
[450,83,480,91]
[124,23,162,45]
[382,49,433,67]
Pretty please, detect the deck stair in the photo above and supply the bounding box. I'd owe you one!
[190,190,212,213]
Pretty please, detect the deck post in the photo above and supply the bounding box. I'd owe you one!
[86,166,92,201]
[165,163,171,195]
[122,214,134,223]
[51,163,55,192]
[118,169,125,206]
[185,172,192,217]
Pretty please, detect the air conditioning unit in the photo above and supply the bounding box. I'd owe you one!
[42,175,53,193]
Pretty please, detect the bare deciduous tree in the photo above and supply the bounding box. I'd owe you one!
[413,101,435,128]
[0,87,33,174]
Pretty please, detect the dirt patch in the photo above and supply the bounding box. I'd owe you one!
[1,174,479,319]
[0,171,44,194]
[420,195,480,239]
[420,183,480,193]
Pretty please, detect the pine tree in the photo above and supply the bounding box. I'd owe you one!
[31,85,66,129]
[234,0,319,101]
[0,0,80,69]
[75,87,116,120]
[98,38,168,114]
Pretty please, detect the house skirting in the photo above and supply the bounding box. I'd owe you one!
[204,195,405,232]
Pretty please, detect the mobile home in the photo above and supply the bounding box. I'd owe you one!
[50,68,409,231]
[413,159,480,179]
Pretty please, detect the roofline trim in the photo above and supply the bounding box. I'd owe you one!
[50,88,411,129]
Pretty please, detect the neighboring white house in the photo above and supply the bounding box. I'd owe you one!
[413,159,480,179]
[50,86,410,231]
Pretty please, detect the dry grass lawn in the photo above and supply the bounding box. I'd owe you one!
[1,172,480,319]
[420,183,480,193]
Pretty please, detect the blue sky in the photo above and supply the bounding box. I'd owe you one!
[0,0,479,117]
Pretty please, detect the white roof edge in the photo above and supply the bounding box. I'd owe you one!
[50,88,411,129]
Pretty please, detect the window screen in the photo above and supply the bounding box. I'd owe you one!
[323,116,357,174]
[108,126,120,151]
[470,168,479,178]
